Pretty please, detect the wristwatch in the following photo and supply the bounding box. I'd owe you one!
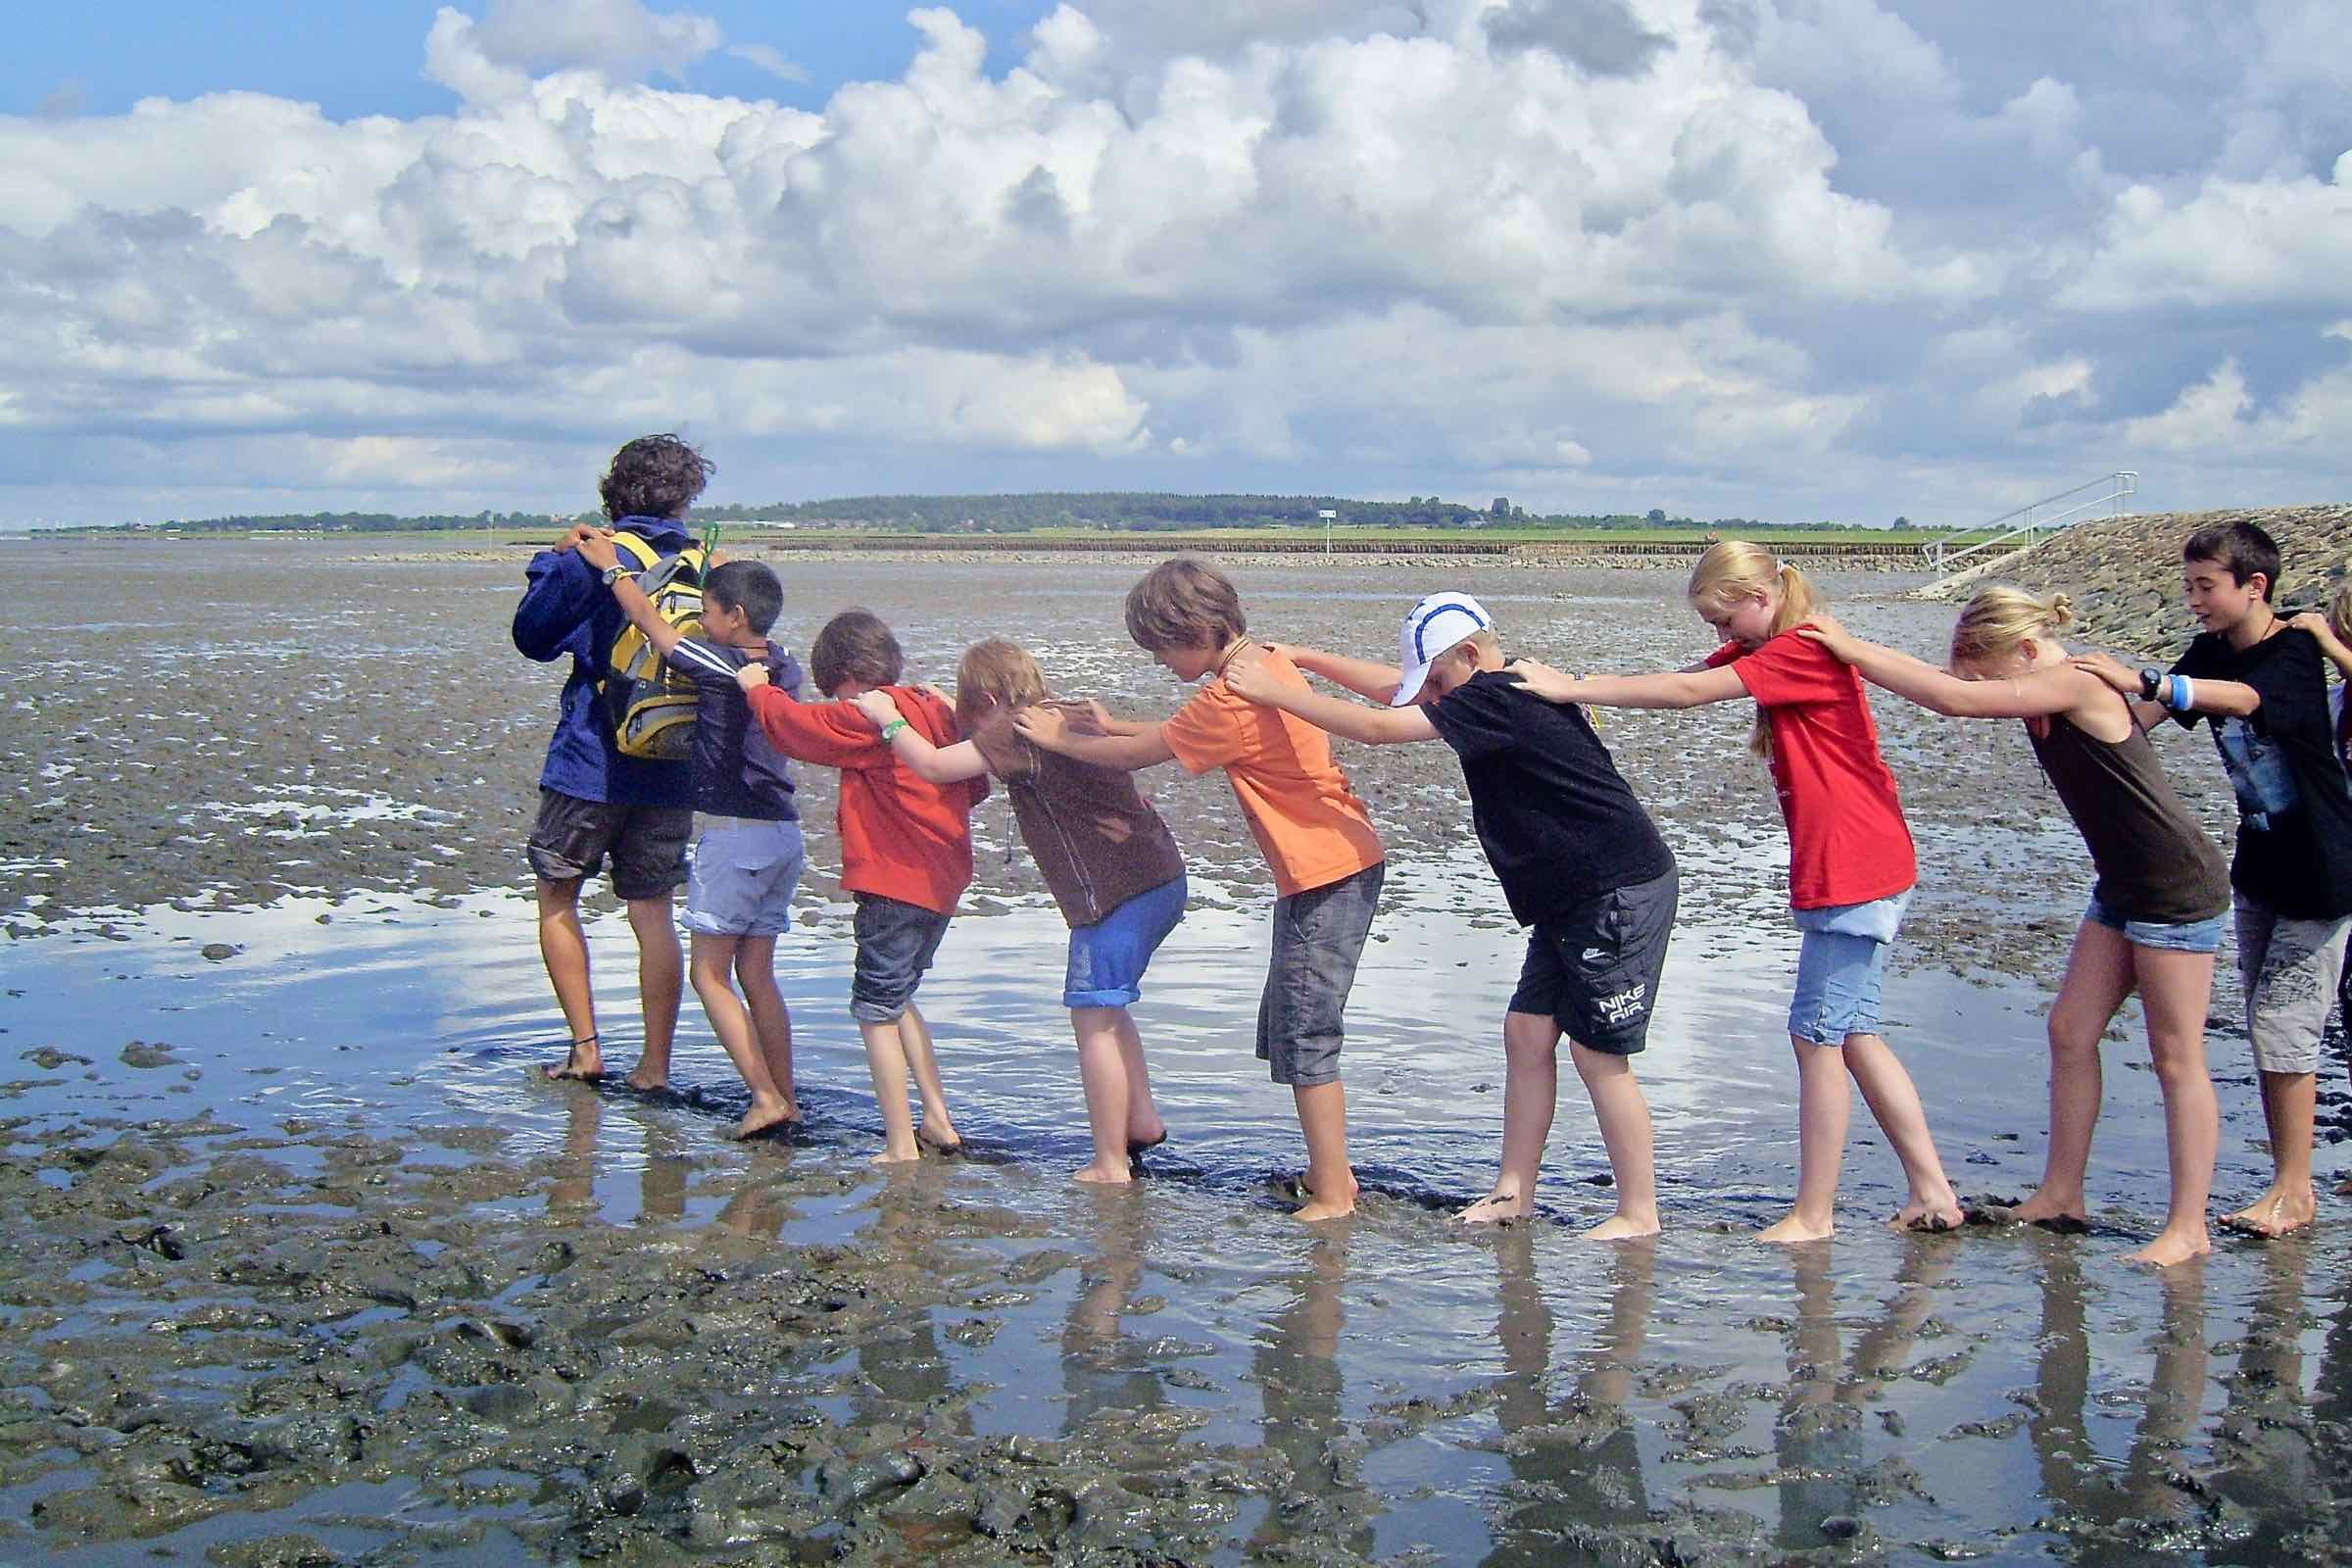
[601,563,631,587]
[2138,667,2162,701]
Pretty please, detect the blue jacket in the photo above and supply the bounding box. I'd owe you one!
[512,514,695,808]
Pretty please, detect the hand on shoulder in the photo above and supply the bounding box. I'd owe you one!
[1222,644,1284,705]
[851,689,903,728]
[1498,659,1579,704]
[2068,652,2137,693]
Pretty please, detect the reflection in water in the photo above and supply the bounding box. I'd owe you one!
[1061,1191,1167,1437]
[1774,1241,1949,1550]
[2209,1239,2324,1561]
[1250,1236,1377,1558]
[855,1187,972,1438]
[2029,1233,2207,1556]
[543,1085,696,1224]
[1484,1232,1654,1564]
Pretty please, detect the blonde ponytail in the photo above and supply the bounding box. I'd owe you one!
[1948,586,2074,669]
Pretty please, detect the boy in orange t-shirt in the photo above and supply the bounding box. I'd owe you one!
[737,610,988,1164]
[1016,559,1386,1220]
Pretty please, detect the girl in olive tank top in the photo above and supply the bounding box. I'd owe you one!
[1802,588,2225,1269]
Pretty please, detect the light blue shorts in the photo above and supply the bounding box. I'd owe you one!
[683,818,806,938]
[1788,888,1912,1046]
[2083,893,2226,955]
[1064,876,1188,1010]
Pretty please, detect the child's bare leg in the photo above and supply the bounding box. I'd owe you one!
[535,876,603,1078]
[2019,921,2132,1224]
[1461,1010,1559,1225]
[690,934,792,1139]
[858,1014,921,1163]
[2226,1069,2319,1237]
[1569,1040,1659,1240]
[1292,1080,1357,1221]
[2132,946,2218,1266]
[896,1004,961,1152]
[1071,1005,1135,1184]
[1112,1008,1166,1148]
[734,937,797,1120]
[622,893,683,1092]
[1843,1031,1962,1230]
[1757,1038,1848,1244]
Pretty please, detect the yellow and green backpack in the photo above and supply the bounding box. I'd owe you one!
[598,531,711,761]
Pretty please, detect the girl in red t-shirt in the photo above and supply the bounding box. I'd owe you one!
[1509,541,1962,1244]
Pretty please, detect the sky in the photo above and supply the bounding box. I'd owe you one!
[2,0,2347,527]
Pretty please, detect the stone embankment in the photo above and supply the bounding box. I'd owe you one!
[1926,503,2352,657]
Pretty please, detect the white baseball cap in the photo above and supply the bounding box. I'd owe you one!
[1391,592,1493,707]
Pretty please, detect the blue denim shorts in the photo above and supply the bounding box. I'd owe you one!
[2082,893,2226,955]
[1064,875,1188,1009]
[1788,888,1911,1046]
[683,818,806,937]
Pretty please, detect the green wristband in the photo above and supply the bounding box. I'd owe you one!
[879,718,908,741]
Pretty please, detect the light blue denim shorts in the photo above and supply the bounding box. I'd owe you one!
[1064,875,1188,1009]
[2082,892,2226,955]
[1788,888,1912,1046]
[683,818,806,938]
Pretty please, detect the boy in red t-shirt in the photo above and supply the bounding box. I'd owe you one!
[1507,541,1961,1246]
[736,610,988,1164]
[1014,559,1386,1222]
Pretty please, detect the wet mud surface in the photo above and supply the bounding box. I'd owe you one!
[5,538,2352,1565]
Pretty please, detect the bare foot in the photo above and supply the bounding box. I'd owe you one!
[541,1034,604,1082]
[1127,1127,1168,1156]
[1755,1211,1835,1245]
[1890,1198,1965,1234]
[1457,1191,1531,1226]
[733,1099,797,1141]
[1074,1161,1134,1186]
[1294,1189,1357,1222]
[1582,1212,1661,1242]
[623,1066,669,1094]
[2004,1192,2091,1228]
[916,1125,963,1156]
[870,1144,921,1166]
[2125,1228,2211,1267]
[2221,1184,2317,1238]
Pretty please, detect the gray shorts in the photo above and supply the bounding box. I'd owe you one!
[525,788,692,902]
[851,893,953,1023]
[2235,896,2351,1075]
[1254,861,1385,1087]
[684,818,806,938]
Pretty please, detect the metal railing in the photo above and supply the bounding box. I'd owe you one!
[1922,471,2136,579]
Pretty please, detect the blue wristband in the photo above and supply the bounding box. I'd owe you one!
[2167,674,2190,710]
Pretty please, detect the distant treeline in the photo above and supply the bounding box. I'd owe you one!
[70,494,1815,535]
[76,510,560,535]
[695,492,1784,532]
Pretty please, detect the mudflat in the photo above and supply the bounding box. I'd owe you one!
[3,536,2348,1564]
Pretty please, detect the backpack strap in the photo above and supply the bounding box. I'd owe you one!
[609,531,660,573]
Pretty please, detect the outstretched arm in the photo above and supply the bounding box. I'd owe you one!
[1279,644,1406,705]
[1505,659,1748,710]
[2072,652,2261,725]
[1800,625,2084,719]
[849,690,989,784]
[1013,703,1175,770]
[1224,654,1436,744]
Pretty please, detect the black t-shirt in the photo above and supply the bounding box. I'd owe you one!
[2171,626,2352,919]
[1424,665,1676,923]
[668,637,805,820]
